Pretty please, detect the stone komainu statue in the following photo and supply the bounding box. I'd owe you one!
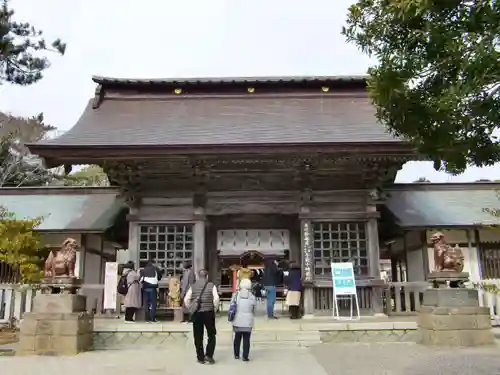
[44,238,78,278]
[431,232,464,272]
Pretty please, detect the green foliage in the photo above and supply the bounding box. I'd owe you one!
[343,0,500,173]
[0,0,66,85]
[0,206,44,283]
[64,165,110,187]
[473,282,500,294]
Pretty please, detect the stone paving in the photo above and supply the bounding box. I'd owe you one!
[312,343,500,375]
[1,341,499,375]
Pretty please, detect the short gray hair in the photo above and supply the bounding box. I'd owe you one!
[198,269,208,278]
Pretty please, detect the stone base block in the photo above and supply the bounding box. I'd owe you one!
[417,328,494,347]
[20,312,94,336]
[33,294,87,314]
[17,310,94,356]
[16,333,93,356]
[417,310,491,331]
[423,288,479,308]
[416,303,493,346]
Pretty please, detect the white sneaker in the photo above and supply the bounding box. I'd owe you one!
[124,320,136,324]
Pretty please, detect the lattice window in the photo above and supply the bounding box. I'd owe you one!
[479,244,500,279]
[312,222,368,277]
[138,224,194,276]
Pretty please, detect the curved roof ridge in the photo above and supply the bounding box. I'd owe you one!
[92,75,368,86]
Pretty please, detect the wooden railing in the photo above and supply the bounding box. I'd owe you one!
[313,280,386,315]
[383,281,428,316]
[5,280,500,321]
[0,284,37,326]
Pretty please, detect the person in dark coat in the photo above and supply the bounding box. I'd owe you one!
[262,259,281,319]
[284,261,302,319]
[140,260,163,323]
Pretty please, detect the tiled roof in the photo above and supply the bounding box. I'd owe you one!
[0,187,123,231]
[40,94,399,146]
[385,183,500,227]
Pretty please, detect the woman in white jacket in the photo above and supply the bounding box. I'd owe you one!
[232,278,256,361]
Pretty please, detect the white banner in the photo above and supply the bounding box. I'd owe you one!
[103,262,119,310]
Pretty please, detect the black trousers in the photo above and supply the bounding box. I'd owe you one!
[124,307,137,321]
[233,331,251,359]
[289,306,300,319]
[192,310,217,361]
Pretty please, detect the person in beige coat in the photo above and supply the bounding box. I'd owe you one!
[123,262,142,323]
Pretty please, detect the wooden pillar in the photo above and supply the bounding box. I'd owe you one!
[79,234,87,280]
[127,208,145,321]
[300,219,314,316]
[98,236,105,284]
[367,218,381,278]
[193,219,206,275]
[421,230,429,279]
[388,243,398,282]
[474,229,483,279]
[398,259,405,283]
[403,231,408,281]
[127,205,139,266]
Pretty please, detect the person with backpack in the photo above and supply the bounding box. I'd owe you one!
[119,261,141,323]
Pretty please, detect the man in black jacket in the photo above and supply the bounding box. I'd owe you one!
[263,259,281,319]
[140,260,164,323]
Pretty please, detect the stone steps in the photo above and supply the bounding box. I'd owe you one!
[92,329,322,350]
[217,330,322,347]
[91,318,422,349]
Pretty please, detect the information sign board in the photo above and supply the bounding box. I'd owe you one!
[331,262,357,295]
[331,262,360,320]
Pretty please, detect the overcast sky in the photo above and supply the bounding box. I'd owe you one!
[1,0,499,183]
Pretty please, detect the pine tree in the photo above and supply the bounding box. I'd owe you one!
[0,0,65,85]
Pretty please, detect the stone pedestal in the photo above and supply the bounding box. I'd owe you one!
[40,277,83,295]
[417,272,493,347]
[17,293,94,356]
[427,271,469,288]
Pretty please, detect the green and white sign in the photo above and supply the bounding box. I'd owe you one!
[331,262,360,320]
[331,262,357,295]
